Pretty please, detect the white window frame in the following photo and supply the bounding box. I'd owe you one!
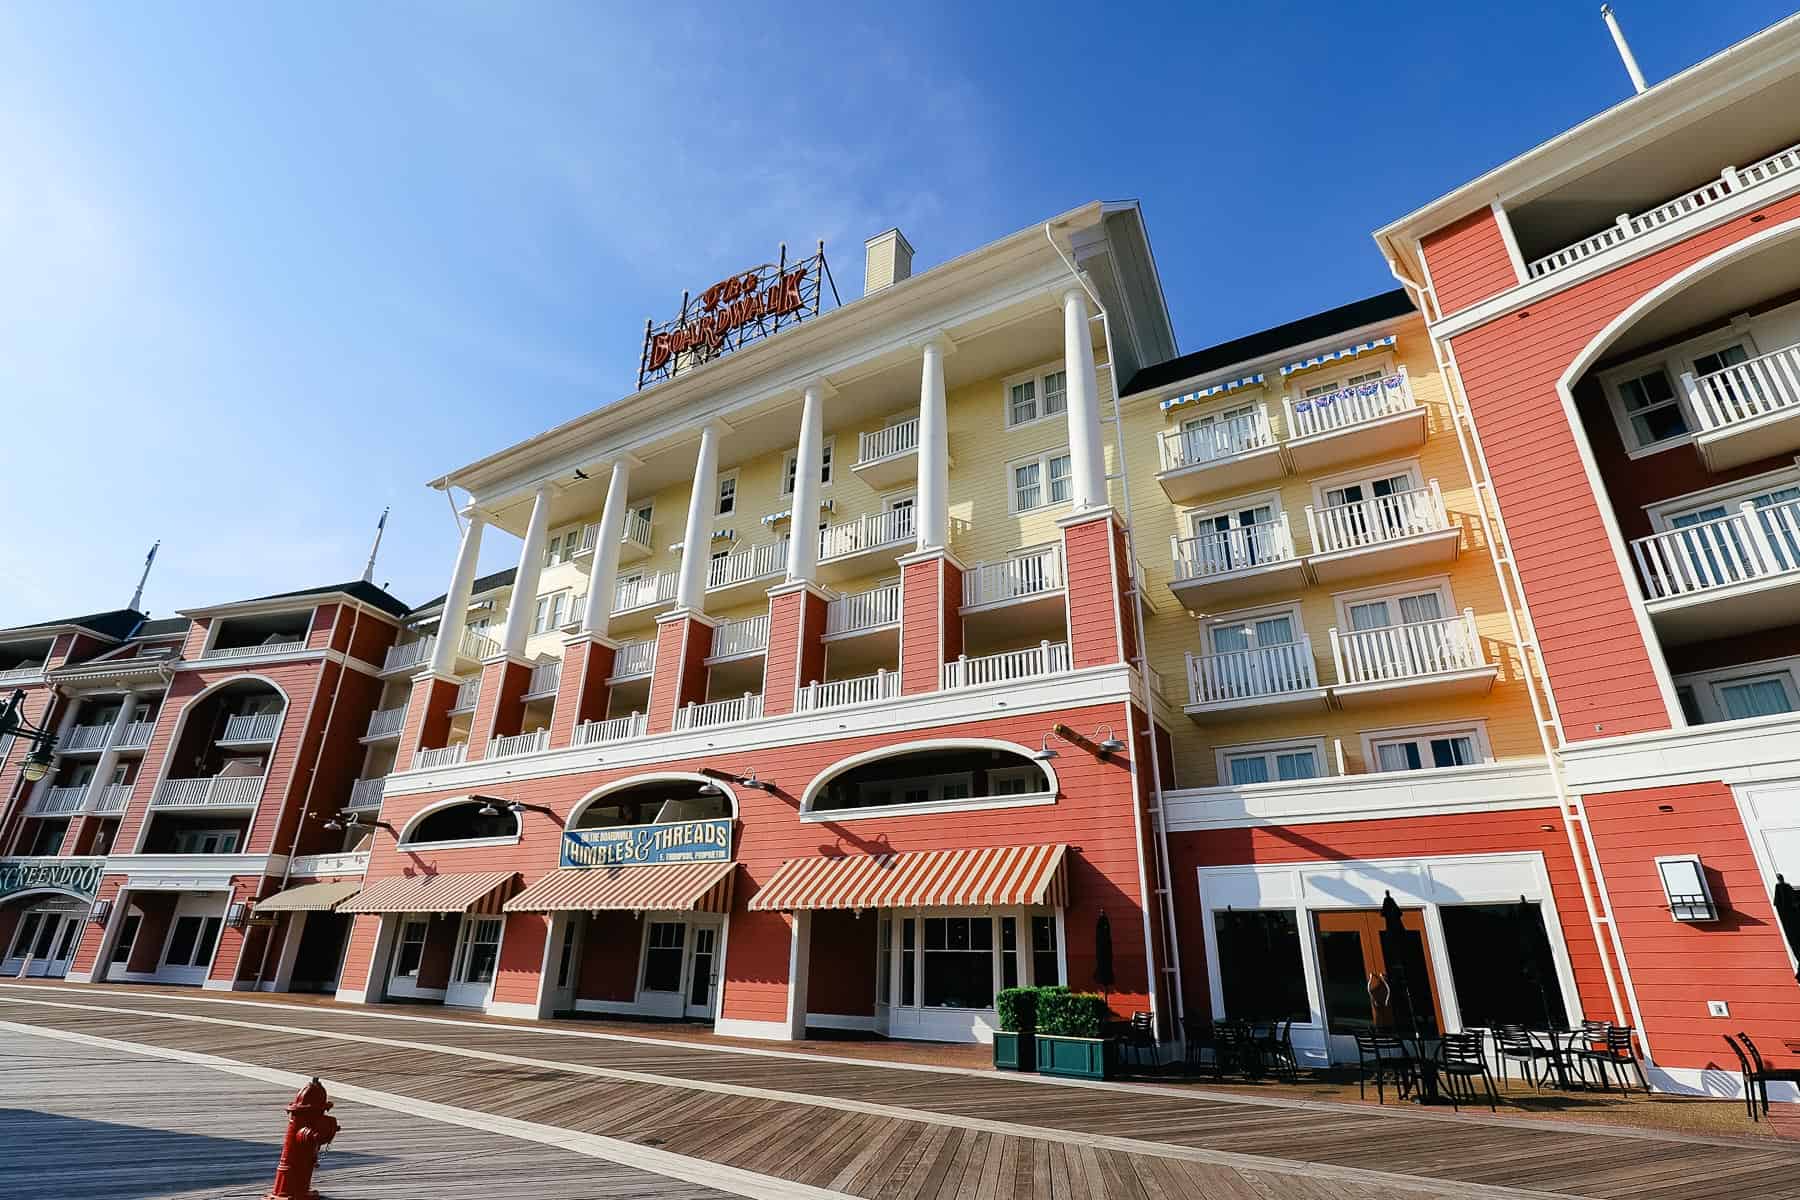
[715,470,739,518]
[1331,574,1456,632]
[1645,466,1800,531]
[1181,490,1285,541]
[1213,737,1331,788]
[1309,458,1425,510]
[172,827,241,854]
[1002,360,1070,430]
[780,437,834,497]
[1296,353,1394,399]
[532,590,571,635]
[1360,720,1492,774]
[1201,601,1306,655]
[1672,654,1800,725]
[1007,446,1073,514]
[986,766,1048,796]
[1594,324,1754,460]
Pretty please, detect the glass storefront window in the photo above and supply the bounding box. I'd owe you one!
[900,919,916,1006]
[922,916,994,1009]
[1030,916,1060,986]
[641,921,686,992]
[1213,910,1309,1021]
[1000,917,1018,990]
[1440,903,1569,1030]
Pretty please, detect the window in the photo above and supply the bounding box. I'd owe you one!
[1674,655,1800,724]
[1009,449,1073,513]
[922,916,994,1009]
[1000,916,1019,990]
[1030,915,1060,986]
[1303,366,1385,399]
[164,915,222,968]
[1213,910,1309,1021]
[642,921,686,992]
[1440,903,1568,1031]
[878,918,893,1004]
[900,918,916,1006]
[1220,740,1325,786]
[1005,367,1068,428]
[403,800,520,847]
[394,919,429,978]
[1177,403,1260,462]
[1346,587,1445,630]
[542,533,562,568]
[1370,727,1484,772]
[172,829,239,854]
[1607,363,1689,452]
[1207,609,1297,655]
[453,918,503,985]
[111,914,141,964]
[1716,674,1798,720]
[780,439,834,495]
[987,766,1044,796]
[532,591,570,635]
[716,472,737,517]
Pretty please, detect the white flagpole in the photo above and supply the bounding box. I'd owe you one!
[362,507,389,583]
[128,541,159,611]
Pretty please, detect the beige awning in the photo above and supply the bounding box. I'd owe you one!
[749,844,1069,912]
[339,871,517,915]
[254,881,363,913]
[506,861,736,914]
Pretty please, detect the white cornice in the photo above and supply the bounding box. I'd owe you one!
[1163,759,1558,831]
[1559,711,1800,794]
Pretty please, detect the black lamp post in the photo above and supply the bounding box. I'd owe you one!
[0,689,58,783]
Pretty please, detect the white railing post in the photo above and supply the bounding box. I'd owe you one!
[1680,370,1712,432]
[1741,500,1781,574]
[1328,627,1345,686]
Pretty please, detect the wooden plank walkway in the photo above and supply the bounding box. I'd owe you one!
[4,983,1797,1200]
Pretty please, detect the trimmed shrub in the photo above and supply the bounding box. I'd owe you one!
[996,987,1038,1033]
[1037,988,1108,1039]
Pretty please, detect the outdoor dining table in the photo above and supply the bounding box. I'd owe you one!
[1407,1036,1444,1103]
[1531,1028,1584,1089]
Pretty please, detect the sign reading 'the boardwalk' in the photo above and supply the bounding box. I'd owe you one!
[637,245,832,389]
[562,818,732,870]
[0,856,104,902]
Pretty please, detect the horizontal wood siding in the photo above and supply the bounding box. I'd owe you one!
[1062,515,1121,670]
[1423,207,1517,314]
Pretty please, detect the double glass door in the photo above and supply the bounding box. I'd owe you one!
[6,907,84,977]
[1314,909,1447,1060]
[446,916,502,1007]
[638,917,720,1020]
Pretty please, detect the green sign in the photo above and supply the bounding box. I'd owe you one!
[0,857,104,902]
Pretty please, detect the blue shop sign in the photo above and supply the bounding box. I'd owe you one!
[562,818,733,869]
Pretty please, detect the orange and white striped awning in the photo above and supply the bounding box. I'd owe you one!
[504,861,737,914]
[339,871,518,915]
[748,844,1069,912]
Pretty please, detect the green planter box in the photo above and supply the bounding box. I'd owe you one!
[1034,1034,1114,1079]
[992,1030,1036,1071]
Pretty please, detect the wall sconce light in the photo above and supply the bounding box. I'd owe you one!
[701,767,774,791]
[1033,732,1062,761]
[88,899,114,926]
[324,811,397,835]
[1655,854,1719,922]
[1092,725,1126,754]
[506,799,557,817]
[226,901,250,928]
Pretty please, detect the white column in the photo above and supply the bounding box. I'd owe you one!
[22,694,82,817]
[428,514,486,676]
[581,461,632,637]
[86,690,141,810]
[784,910,812,1040]
[916,337,950,552]
[1061,287,1107,514]
[786,385,826,583]
[502,485,555,660]
[677,424,723,613]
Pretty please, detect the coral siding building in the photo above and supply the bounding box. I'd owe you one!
[1376,14,1800,1090]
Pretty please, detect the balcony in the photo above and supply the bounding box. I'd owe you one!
[795,668,900,713]
[153,776,264,810]
[28,786,90,818]
[1304,482,1459,585]
[488,728,548,759]
[1683,341,1800,471]
[827,583,901,639]
[1168,516,1302,612]
[1525,143,1800,282]
[0,664,46,685]
[573,510,654,564]
[201,638,305,662]
[1329,610,1496,708]
[673,692,764,731]
[1281,369,1425,473]
[414,743,467,770]
[942,641,1071,690]
[1629,500,1800,643]
[853,417,920,489]
[1155,405,1283,503]
[448,677,480,715]
[363,706,408,742]
[62,724,112,753]
[612,570,679,623]
[961,547,1066,642]
[818,509,915,581]
[346,777,386,811]
[118,720,154,749]
[708,614,769,662]
[217,712,281,746]
[289,850,369,878]
[523,659,562,700]
[380,628,498,676]
[573,711,647,747]
[707,538,787,603]
[90,784,131,815]
[382,637,435,676]
[608,639,656,680]
[1183,638,1326,720]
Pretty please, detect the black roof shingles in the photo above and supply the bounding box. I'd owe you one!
[408,567,517,618]
[232,580,412,620]
[0,608,145,643]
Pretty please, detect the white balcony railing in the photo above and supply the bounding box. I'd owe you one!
[346,777,386,810]
[1683,342,1800,433]
[203,639,304,661]
[573,711,647,747]
[858,417,919,465]
[414,743,467,770]
[1330,610,1484,686]
[383,637,435,673]
[524,659,562,697]
[1306,481,1450,555]
[118,720,154,749]
[1283,368,1415,441]
[450,677,480,712]
[460,627,500,661]
[0,664,45,684]
[289,851,370,878]
[1157,405,1273,472]
[820,508,915,561]
[623,509,653,550]
[153,775,264,810]
[1185,638,1319,706]
[828,583,902,635]
[219,712,282,744]
[488,728,549,759]
[942,641,1071,690]
[1630,500,1800,599]
[62,724,112,752]
[673,692,763,731]
[712,614,770,658]
[962,546,1065,607]
[90,784,131,815]
[31,786,90,817]
[796,669,900,713]
[365,706,407,739]
[614,571,679,613]
[709,539,789,590]
[610,640,656,678]
[1526,143,1800,280]
[1171,514,1295,582]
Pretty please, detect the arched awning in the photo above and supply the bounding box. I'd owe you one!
[749,844,1068,912]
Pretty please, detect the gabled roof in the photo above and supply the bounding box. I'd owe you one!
[0,608,145,645]
[408,567,517,620]
[1121,289,1416,399]
[182,580,411,622]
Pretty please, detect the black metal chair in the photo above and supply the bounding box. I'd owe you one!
[1737,1033,1800,1119]
[1214,1021,1258,1079]
[1353,1031,1415,1103]
[1120,1010,1159,1074]
[1435,1032,1499,1112]
[1724,1034,1766,1121]
[1177,1016,1217,1076]
[1493,1024,1553,1090]
[1260,1020,1300,1082]
[1568,1020,1617,1091]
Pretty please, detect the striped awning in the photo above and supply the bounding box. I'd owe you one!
[253,881,362,913]
[339,871,517,915]
[748,844,1069,912]
[1279,333,1396,376]
[1159,373,1264,412]
[504,861,737,914]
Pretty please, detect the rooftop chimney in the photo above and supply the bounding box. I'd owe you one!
[863,228,914,295]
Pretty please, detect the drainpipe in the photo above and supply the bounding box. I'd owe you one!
[1045,218,1188,1042]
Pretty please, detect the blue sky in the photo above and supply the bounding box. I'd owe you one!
[1,1,1792,624]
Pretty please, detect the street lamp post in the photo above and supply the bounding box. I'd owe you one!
[0,689,59,783]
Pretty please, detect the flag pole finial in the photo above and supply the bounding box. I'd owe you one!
[129,541,160,612]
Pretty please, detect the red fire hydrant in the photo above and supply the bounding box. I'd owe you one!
[265,1077,340,1200]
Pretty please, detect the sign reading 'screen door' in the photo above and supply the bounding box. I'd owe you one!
[561,819,732,869]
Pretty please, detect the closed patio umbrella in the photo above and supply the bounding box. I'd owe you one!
[1774,875,1800,984]
[1093,909,1115,1001]
[1379,891,1426,1047]
[1515,895,1554,1029]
